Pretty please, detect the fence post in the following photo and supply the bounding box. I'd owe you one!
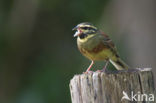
[69,68,155,103]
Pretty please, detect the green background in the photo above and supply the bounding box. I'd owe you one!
[0,0,155,103]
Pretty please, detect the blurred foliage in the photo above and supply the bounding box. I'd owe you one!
[2,0,155,103]
[0,0,111,103]
[0,0,156,103]
[3,0,156,102]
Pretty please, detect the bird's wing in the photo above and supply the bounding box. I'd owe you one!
[99,31,119,57]
[100,31,115,48]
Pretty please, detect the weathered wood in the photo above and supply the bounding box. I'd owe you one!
[69,68,156,103]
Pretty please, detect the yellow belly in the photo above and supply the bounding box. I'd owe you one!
[81,48,113,61]
[77,34,114,61]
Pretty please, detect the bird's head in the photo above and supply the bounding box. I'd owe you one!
[72,22,98,37]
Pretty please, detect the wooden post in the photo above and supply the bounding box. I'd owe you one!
[69,68,156,103]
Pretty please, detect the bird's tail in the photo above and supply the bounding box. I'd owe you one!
[109,57,129,70]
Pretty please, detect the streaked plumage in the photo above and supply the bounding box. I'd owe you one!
[73,22,129,72]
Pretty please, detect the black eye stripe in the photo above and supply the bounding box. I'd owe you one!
[81,27,97,31]
[81,27,89,29]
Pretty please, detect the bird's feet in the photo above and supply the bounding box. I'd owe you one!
[96,69,105,72]
[83,70,94,74]
[96,67,107,72]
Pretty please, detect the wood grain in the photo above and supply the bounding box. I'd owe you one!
[69,68,156,103]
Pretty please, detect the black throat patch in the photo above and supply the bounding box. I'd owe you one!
[79,33,88,39]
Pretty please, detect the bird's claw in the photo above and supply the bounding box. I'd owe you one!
[96,69,105,72]
[83,71,94,74]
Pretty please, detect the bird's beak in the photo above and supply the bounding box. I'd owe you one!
[72,26,78,31]
[73,26,80,37]
[73,30,80,37]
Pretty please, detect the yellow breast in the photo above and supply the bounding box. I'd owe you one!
[77,35,114,61]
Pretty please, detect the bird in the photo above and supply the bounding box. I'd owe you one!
[73,22,129,72]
